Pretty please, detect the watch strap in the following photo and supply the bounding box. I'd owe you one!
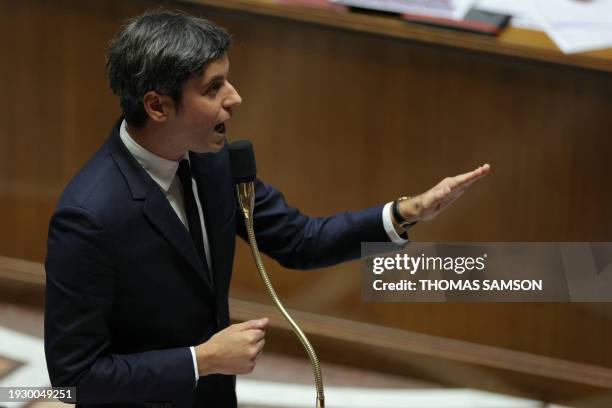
[392,197,417,239]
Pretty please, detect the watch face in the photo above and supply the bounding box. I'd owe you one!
[394,196,411,224]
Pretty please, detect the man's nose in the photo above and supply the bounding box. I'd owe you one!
[225,82,242,109]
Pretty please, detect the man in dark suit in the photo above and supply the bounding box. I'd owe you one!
[44,10,489,408]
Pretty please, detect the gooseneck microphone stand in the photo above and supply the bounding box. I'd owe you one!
[228,140,325,408]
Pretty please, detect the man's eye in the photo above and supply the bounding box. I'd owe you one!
[207,82,222,95]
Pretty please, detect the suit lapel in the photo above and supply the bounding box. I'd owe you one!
[107,118,215,299]
[143,189,215,297]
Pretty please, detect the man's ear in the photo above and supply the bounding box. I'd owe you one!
[142,91,175,123]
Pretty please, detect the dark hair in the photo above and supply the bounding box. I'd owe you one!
[106,10,231,127]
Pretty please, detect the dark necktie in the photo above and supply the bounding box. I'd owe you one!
[177,159,213,285]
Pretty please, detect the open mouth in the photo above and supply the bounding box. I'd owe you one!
[214,122,226,134]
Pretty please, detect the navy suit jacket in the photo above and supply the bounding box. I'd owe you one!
[44,118,389,408]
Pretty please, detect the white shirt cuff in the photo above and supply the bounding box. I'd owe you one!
[382,202,409,245]
[190,346,199,382]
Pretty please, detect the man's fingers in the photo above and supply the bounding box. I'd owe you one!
[423,163,486,209]
[421,186,450,209]
[244,328,266,342]
[235,317,269,331]
[454,164,490,189]
[256,337,266,351]
[445,164,490,191]
[403,163,489,222]
[459,164,490,189]
[252,338,266,361]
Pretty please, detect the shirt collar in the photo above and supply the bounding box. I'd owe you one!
[119,119,187,192]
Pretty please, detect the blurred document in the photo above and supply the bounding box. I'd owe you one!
[535,0,612,24]
[278,0,346,9]
[331,0,477,19]
[533,0,612,53]
[476,0,543,30]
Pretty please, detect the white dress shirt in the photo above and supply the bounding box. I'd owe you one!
[119,119,408,382]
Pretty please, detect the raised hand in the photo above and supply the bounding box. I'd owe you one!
[399,164,490,223]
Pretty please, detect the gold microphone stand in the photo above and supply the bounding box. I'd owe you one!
[236,182,325,408]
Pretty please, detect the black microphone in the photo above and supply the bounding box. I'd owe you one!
[229,139,256,218]
[228,139,256,183]
[228,138,326,407]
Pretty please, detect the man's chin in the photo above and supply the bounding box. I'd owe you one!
[211,136,226,151]
[192,138,226,154]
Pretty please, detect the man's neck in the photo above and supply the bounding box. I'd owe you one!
[126,122,184,161]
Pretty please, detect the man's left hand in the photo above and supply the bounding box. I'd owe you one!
[398,163,491,224]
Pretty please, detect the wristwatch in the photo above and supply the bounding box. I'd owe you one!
[392,196,417,238]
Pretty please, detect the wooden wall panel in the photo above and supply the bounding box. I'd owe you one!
[1,0,612,373]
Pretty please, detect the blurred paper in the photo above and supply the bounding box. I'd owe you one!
[331,0,477,20]
[535,0,612,25]
[533,0,612,53]
[334,0,612,53]
[476,0,543,30]
[279,0,347,10]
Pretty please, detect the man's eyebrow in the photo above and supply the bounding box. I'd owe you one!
[203,74,227,87]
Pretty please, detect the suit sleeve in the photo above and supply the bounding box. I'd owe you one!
[236,179,391,269]
[44,206,195,406]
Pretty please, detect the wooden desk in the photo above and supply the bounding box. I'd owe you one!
[183,0,612,72]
